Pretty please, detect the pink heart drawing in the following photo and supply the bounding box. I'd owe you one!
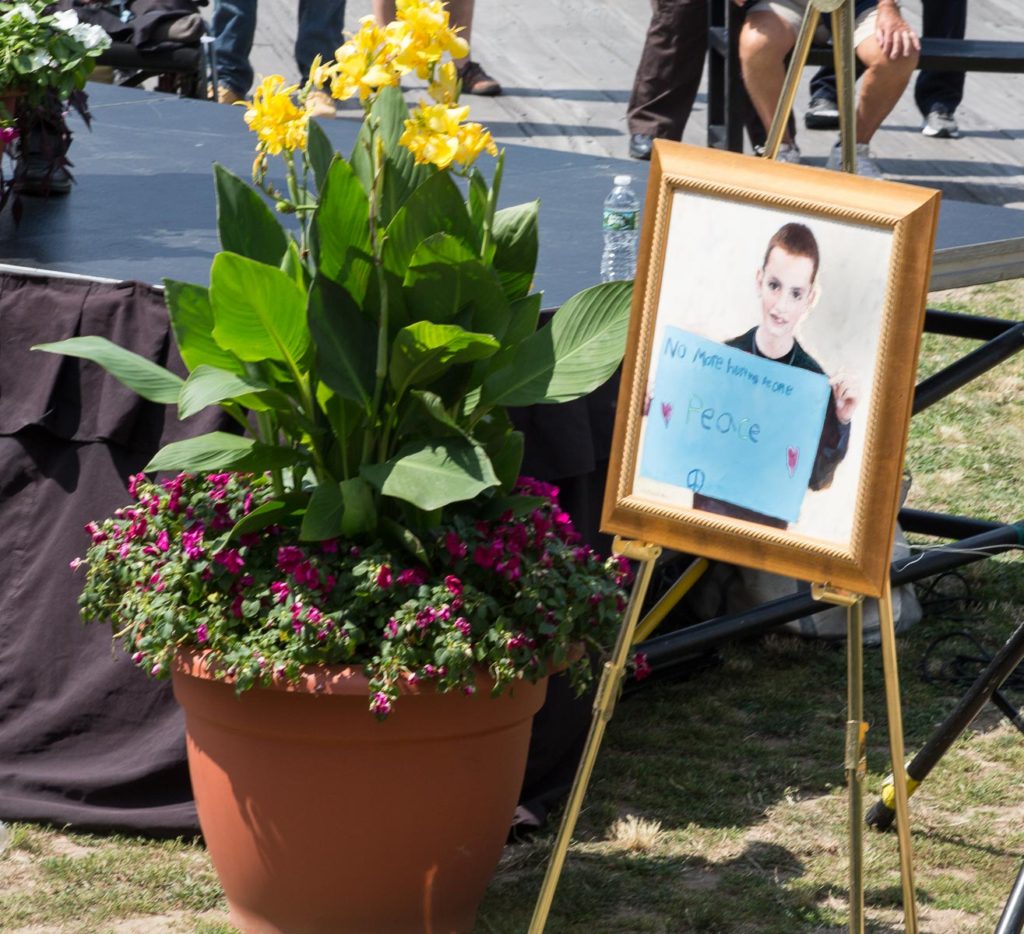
[660,401,673,427]
[787,446,799,477]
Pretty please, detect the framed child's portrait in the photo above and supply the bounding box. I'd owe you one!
[602,142,940,597]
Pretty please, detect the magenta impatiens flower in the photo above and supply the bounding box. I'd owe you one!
[214,548,245,574]
[375,565,393,589]
[396,567,428,587]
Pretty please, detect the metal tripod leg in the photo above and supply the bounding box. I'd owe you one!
[528,538,662,933]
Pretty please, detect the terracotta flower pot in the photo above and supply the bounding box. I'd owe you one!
[171,649,548,934]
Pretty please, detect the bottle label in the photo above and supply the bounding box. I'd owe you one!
[603,209,637,232]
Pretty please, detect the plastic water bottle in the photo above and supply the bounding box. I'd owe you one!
[600,174,639,282]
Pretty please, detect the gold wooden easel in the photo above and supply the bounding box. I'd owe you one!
[528,5,919,932]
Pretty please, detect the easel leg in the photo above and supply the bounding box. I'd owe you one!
[831,0,858,173]
[764,3,820,159]
[527,538,662,934]
[847,597,866,934]
[878,578,919,933]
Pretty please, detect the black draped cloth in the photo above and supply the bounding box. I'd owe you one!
[0,275,617,835]
[0,272,225,835]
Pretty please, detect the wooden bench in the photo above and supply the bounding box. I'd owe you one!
[707,0,1024,151]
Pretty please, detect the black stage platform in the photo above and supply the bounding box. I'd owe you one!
[4,84,1024,296]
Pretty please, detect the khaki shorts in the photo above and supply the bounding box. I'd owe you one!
[746,0,880,49]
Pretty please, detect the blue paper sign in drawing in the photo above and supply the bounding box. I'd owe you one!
[639,327,831,524]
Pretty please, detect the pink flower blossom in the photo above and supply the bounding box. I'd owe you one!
[416,607,436,630]
[376,565,393,589]
[277,545,305,572]
[453,617,471,637]
[370,692,392,717]
[396,567,428,587]
[293,560,320,588]
[214,548,245,574]
[384,618,399,639]
[633,651,652,681]
[230,595,244,618]
[156,530,170,553]
[196,623,209,644]
[444,531,467,559]
[270,581,290,603]
[69,557,83,570]
[128,473,145,498]
[149,572,165,593]
[444,574,463,596]
[182,526,205,559]
[0,126,20,144]
[131,651,144,664]
[320,539,338,553]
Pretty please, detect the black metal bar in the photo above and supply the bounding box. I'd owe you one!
[924,309,1017,341]
[865,620,1024,831]
[638,523,1024,670]
[995,862,1024,934]
[912,323,1024,415]
[804,37,1024,72]
[991,690,1024,736]
[898,508,1005,540]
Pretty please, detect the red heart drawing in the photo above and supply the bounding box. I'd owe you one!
[661,401,672,426]
[787,446,799,477]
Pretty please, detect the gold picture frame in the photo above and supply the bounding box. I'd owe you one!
[602,141,941,597]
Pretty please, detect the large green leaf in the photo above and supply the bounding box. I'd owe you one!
[164,280,245,375]
[300,477,377,540]
[145,432,301,473]
[178,364,272,419]
[390,322,499,396]
[502,292,543,349]
[32,336,184,404]
[228,493,308,539]
[210,252,311,366]
[487,429,524,493]
[361,439,499,510]
[481,280,633,406]
[403,234,510,335]
[213,163,289,266]
[308,275,376,409]
[491,201,539,300]
[315,158,372,294]
[306,119,335,192]
[382,171,476,279]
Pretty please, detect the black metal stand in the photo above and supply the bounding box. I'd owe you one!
[995,862,1024,934]
[864,620,1024,831]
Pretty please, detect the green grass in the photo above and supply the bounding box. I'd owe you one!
[1,280,1021,932]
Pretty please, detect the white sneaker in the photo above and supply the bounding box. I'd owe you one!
[826,140,883,179]
[776,142,801,164]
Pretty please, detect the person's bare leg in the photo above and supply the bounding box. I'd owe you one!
[738,11,797,146]
[854,36,918,143]
[372,0,394,24]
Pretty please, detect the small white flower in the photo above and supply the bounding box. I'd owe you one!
[53,8,80,31]
[1,3,38,24]
[27,49,54,71]
[70,21,111,51]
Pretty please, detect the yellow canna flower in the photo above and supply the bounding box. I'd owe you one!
[428,61,459,105]
[454,121,498,166]
[400,100,470,169]
[327,15,400,102]
[389,0,468,79]
[244,75,309,156]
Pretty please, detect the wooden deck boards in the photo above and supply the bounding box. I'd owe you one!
[244,0,1024,208]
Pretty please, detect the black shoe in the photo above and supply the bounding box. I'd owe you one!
[629,133,654,160]
[804,97,840,130]
[456,60,501,96]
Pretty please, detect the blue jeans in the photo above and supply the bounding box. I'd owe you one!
[212,0,347,97]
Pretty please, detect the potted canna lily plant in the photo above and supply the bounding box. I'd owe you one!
[37,2,634,932]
